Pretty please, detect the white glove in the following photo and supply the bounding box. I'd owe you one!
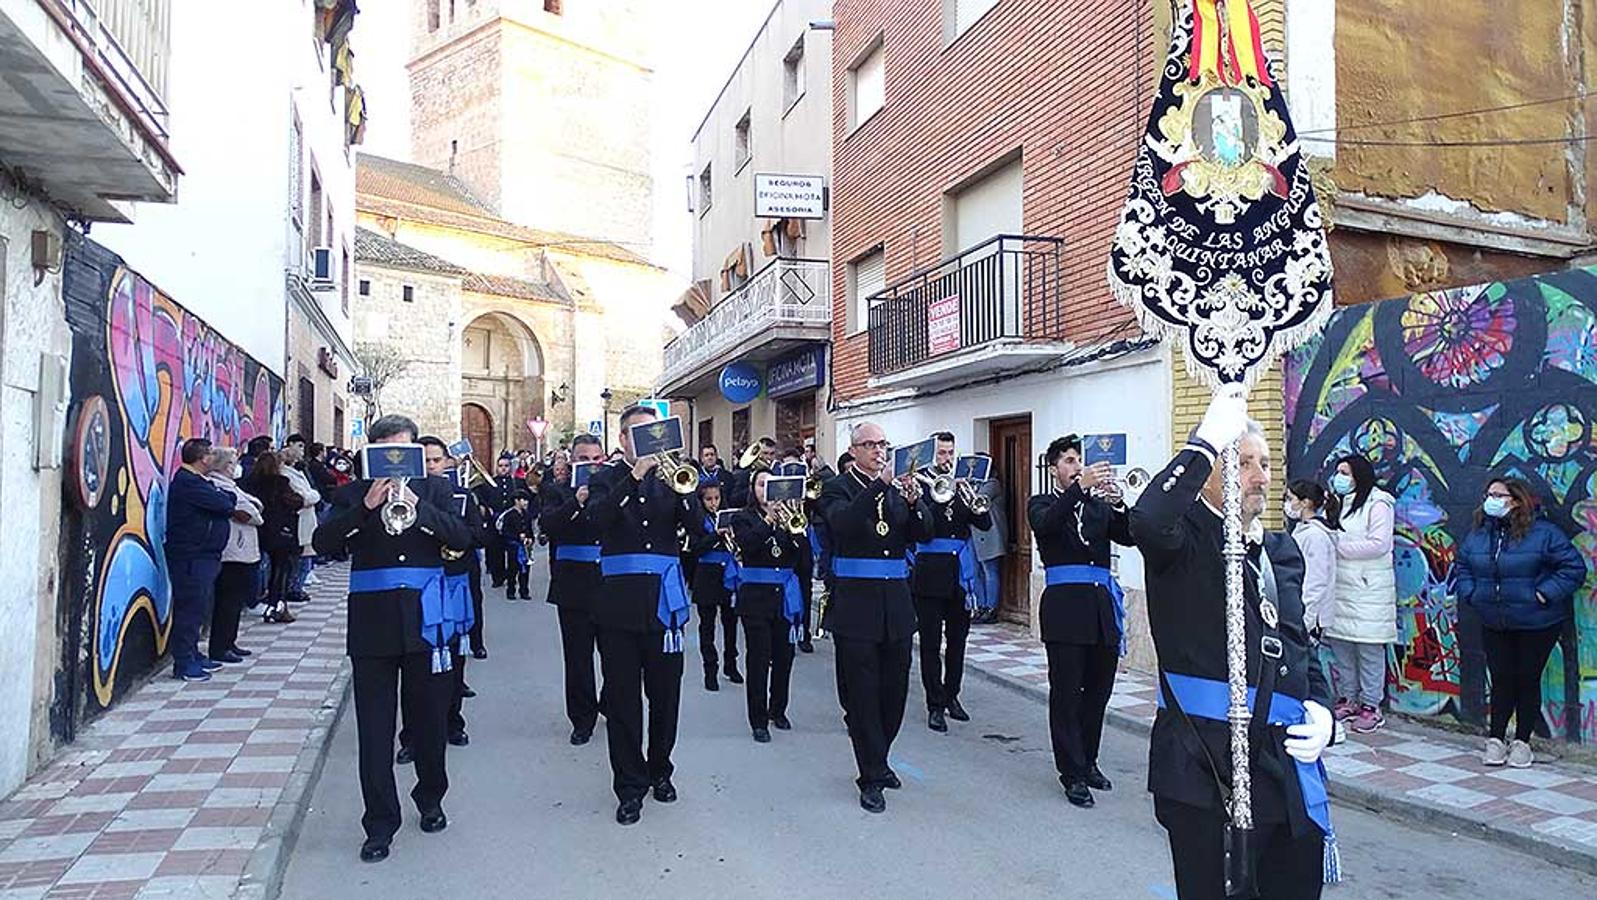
[1284,699,1334,764]
[1194,384,1250,450]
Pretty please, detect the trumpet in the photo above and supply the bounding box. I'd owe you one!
[957,479,991,516]
[916,466,956,504]
[804,471,824,501]
[892,471,922,505]
[654,452,699,495]
[381,477,417,535]
[719,525,742,562]
[771,499,807,535]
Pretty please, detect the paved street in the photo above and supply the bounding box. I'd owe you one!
[279,566,1593,900]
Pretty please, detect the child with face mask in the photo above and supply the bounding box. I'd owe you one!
[1285,480,1340,641]
[1455,477,1585,768]
[1325,455,1397,734]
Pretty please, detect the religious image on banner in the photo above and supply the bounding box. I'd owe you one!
[1107,0,1334,388]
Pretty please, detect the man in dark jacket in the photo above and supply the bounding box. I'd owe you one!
[165,438,237,682]
[540,433,607,745]
[1130,388,1337,900]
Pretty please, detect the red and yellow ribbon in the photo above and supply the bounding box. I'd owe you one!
[1189,0,1273,87]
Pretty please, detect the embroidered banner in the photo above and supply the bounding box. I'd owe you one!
[1108,0,1333,388]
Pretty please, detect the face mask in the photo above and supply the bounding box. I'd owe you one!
[1331,473,1354,496]
[231,464,243,479]
[1483,497,1511,519]
[1284,501,1301,521]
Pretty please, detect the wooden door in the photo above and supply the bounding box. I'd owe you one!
[461,403,494,459]
[989,416,1033,625]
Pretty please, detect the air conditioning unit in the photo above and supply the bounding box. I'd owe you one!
[309,246,334,289]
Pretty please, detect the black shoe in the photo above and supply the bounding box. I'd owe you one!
[419,810,448,833]
[505,591,516,601]
[725,667,744,685]
[472,647,488,660]
[229,647,252,657]
[461,684,477,699]
[928,708,948,732]
[770,714,791,731]
[799,640,815,654]
[616,798,642,825]
[491,579,505,589]
[752,727,772,743]
[945,697,970,722]
[704,671,719,692]
[570,729,591,746]
[1062,777,1095,808]
[210,650,245,664]
[859,786,886,814]
[359,839,390,863]
[1086,766,1113,792]
[652,779,677,803]
[395,745,415,765]
[519,592,532,601]
[883,770,902,790]
[448,731,470,747]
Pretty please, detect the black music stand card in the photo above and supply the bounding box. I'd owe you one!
[893,438,936,477]
[1083,433,1128,467]
[448,438,474,459]
[763,475,806,503]
[360,444,427,480]
[715,509,742,530]
[571,462,604,489]
[955,454,992,481]
[630,416,685,457]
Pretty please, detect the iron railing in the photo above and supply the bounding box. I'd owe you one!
[60,0,172,139]
[660,257,831,387]
[866,234,1064,376]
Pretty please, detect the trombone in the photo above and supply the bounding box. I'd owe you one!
[456,452,497,492]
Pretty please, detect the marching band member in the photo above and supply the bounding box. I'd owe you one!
[539,433,607,745]
[913,432,992,732]
[312,415,471,864]
[728,471,804,743]
[583,405,707,825]
[687,480,741,691]
[817,422,933,814]
[1130,389,1337,899]
[477,456,523,588]
[495,491,535,600]
[1029,434,1133,808]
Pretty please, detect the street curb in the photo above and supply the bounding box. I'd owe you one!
[961,660,1597,878]
[236,658,354,900]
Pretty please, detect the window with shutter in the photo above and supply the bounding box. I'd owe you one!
[946,0,1001,40]
[849,43,884,130]
[849,248,885,334]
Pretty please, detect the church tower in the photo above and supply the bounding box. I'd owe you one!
[408,0,654,252]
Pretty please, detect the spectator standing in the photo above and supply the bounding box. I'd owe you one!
[164,438,236,681]
[248,452,306,624]
[205,446,262,663]
[279,437,323,599]
[1325,454,1397,734]
[1456,477,1586,767]
[969,474,1007,624]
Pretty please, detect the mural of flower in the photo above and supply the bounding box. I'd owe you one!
[1401,284,1517,388]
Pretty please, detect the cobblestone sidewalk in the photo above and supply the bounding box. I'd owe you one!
[0,566,350,900]
[964,622,1597,874]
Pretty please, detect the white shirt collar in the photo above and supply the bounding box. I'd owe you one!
[1201,496,1266,545]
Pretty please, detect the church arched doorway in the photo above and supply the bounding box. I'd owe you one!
[460,312,545,457]
[461,403,494,461]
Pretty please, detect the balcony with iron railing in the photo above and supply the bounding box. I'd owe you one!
[866,234,1068,385]
[658,257,831,396]
[0,0,178,220]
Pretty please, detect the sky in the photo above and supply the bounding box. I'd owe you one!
[351,0,777,279]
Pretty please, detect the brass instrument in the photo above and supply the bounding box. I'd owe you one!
[381,477,417,535]
[804,471,824,501]
[441,546,466,561]
[813,586,829,639]
[655,452,699,495]
[1121,467,1152,503]
[457,453,496,492]
[957,479,992,516]
[719,524,742,562]
[916,466,956,504]
[774,499,807,535]
[892,471,922,505]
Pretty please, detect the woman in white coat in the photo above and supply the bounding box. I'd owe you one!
[279,438,322,603]
[1325,454,1397,734]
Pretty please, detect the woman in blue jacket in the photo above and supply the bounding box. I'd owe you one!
[1455,477,1586,768]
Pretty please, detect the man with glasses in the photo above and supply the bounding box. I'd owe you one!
[817,423,933,814]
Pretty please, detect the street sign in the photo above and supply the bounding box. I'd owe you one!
[639,397,671,419]
[588,419,604,436]
[527,418,549,439]
[754,173,826,219]
[351,418,365,438]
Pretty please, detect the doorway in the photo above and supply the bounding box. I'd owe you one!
[989,415,1032,625]
[461,403,494,459]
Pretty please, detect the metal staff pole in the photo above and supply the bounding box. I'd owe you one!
[1221,432,1253,894]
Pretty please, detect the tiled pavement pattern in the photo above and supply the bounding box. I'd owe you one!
[964,623,1597,870]
[0,566,350,900]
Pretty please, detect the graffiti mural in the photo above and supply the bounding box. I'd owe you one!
[59,235,283,719]
[1285,268,1597,742]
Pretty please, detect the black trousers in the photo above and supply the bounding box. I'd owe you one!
[399,650,467,746]
[1155,798,1324,900]
[597,628,684,802]
[696,602,738,674]
[266,547,298,606]
[351,652,454,843]
[208,562,253,659]
[467,563,486,653]
[1045,641,1119,779]
[915,594,971,709]
[486,535,509,586]
[741,614,794,729]
[1482,624,1561,742]
[797,547,814,641]
[834,634,912,789]
[557,606,601,734]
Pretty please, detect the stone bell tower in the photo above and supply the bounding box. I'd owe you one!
[408,0,654,251]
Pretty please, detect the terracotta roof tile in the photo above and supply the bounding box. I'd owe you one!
[463,272,568,302]
[353,227,468,275]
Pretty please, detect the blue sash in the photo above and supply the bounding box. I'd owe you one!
[832,557,909,580]
[739,566,804,644]
[1045,564,1128,657]
[513,540,528,568]
[699,549,740,598]
[554,544,601,564]
[1157,672,1341,885]
[914,537,980,611]
[349,566,457,673]
[600,553,691,653]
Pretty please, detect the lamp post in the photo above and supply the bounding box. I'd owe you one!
[600,387,614,451]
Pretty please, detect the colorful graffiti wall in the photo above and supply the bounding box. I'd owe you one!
[56,235,282,731]
[1284,267,1597,742]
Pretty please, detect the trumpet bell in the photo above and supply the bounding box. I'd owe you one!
[657,453,699,495]
[382,478,417,535]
